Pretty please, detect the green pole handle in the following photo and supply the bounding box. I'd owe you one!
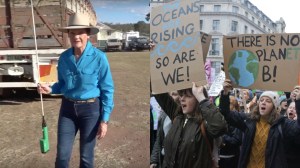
[40,117,49,153]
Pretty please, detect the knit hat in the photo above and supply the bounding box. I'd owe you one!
[279,95,287,104]
[259,91,280,111]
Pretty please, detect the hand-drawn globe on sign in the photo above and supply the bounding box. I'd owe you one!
[228,50,259,87]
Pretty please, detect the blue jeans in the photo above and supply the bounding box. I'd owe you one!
[55,97,100,168]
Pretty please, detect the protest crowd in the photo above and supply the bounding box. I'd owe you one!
[150,81,300,168]
[150,2,300,168]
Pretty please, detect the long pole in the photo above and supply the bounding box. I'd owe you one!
[30,0,49,153]
[30,0,45,117]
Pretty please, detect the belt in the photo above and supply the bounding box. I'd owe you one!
[65,97,96,103]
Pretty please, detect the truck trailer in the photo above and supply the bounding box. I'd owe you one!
[0,0,98,96]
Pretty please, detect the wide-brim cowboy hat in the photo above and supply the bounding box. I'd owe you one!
[57,13,99,35]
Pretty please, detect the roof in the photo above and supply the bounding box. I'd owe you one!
[96,22,114,30]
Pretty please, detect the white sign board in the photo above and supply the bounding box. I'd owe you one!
[208,71,225,96]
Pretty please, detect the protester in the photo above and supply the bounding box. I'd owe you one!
[154,83,227,168]
[279,95,288,116]
[150,96,163,153]
[220,79,300,168]
[284,101,300,168]
[38,13,114,168]
[229,95,240,113]
[286,101,297,120]
[219,95,242,168]
[150,111,170,168]
[150,91,179,168]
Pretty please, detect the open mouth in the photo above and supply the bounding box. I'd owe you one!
[261,107,266,110]
[288,113,294,116]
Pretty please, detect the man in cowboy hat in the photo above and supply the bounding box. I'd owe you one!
[38,12,114,168]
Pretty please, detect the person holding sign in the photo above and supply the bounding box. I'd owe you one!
[220,80,300,168]
[153,83,227,168]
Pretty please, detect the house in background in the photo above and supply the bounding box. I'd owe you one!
[96,23,123,50]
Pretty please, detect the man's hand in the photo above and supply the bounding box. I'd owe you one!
[97,122,108,140]
[37,83,52,94]
[223,79,232,95]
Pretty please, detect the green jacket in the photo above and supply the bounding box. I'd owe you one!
[154,93,227,168]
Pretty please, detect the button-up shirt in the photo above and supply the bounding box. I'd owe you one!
[51,41,114,121]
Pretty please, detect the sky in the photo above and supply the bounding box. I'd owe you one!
[90,0,150,24]
[250,0,299,33]
[89,0,299,32]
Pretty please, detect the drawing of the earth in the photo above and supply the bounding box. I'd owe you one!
[228,50,259,87]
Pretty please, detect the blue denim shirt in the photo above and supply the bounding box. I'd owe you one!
[51,41,114,121]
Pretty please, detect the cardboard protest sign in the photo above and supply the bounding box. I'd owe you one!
[223,34,300,91]
[150,0,201,44]
[150,0,206,94]
[200,32,211,62]
[208,71,225,96]
[150,32,206,94]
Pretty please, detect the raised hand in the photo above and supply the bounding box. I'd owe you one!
[295,89,300,100]
[192,82,206,103]
[223,79,233,95]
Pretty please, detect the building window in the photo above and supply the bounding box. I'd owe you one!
[251,30,254,34]
[232,6,239,13]
[200,20,203,30]
[213,20,220,31]
[245,12,248,18]
[210,38,220,55]
[263,25,266,31]
[211,61,221,75]
[231,21,238,32]
[214,5,221,12]
[244,25,248,34]
[200,5,204,12]
[252,16,255,22]
[268,28,271,33]
[258,21,261,27]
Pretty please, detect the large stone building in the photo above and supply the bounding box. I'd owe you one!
[149,0,286,79]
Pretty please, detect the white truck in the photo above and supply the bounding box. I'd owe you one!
[0,0,97,96]
[105,38,123,51]
[123,31,140,50]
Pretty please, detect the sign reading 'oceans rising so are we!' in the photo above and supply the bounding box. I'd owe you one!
[150,0,206,94]
[223,34,300,92]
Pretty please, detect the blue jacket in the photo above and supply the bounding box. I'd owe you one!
[220,92,300,168]
[51,41,114,121]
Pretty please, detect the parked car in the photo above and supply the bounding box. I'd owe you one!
[105,38,122,51]
[128,37,150,51]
